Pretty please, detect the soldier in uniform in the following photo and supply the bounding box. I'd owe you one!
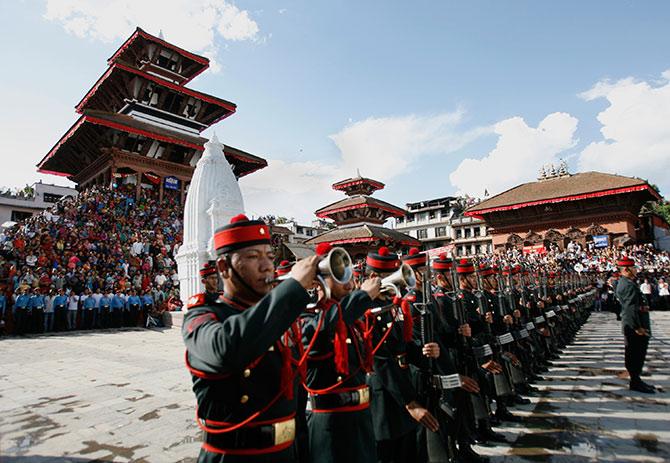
[182,214,320,462]
[365,247,440,463]
[301,242,381,463]
[615,256,655,394]
[200,260,221,305]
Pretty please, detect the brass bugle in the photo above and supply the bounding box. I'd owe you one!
[380,263,417,295]
[266,247,354,303]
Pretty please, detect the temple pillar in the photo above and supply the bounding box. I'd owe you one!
[159,176,164,202]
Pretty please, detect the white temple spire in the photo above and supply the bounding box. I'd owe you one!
[176,133,244,304]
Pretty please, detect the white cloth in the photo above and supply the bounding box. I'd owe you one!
[659,283,670,297]
[68,295,80,311]
[640,282,652,295]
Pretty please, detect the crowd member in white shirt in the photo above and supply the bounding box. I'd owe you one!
[44,288,55,332]
[67,291,80,330]
[658,278,669,310]
[639,278,653,308]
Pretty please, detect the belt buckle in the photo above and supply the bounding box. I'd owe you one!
[273,418,295,446]
[358,386,370,405]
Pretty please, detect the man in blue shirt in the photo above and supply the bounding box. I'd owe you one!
[28,289,46,334]
[111,290,126,328]
[126,289,142,327]
[82,289,97,329]
[14,288,30,335]
[0,288,7,324]
[99,291,112,329]
[140,290,154,327]
[52,288,68,332]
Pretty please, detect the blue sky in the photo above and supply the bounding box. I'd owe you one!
[1,1,669,223]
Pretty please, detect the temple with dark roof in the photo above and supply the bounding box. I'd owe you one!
[465,169,662,252]
[37,27,267,202]
[306,172,419,260]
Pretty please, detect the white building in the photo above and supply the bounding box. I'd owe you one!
[283,221,329,244]
[392,197,460,250]
[0,182,77,225]
[451,215,492,256]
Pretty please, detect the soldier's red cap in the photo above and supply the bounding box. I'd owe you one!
[402,247,426,270]
[617,256,635,267]
[276,260,293,276]
[478,263,495,277]
[456,258,475,274]
[366,246,400,273]
[199,260,217,278]
[315,243,333,256]
[431,253,453,271]
[213,214,271,255]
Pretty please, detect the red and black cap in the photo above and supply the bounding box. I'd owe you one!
[315,242,333,257]
[366,246,400,273]
[478,263,495,277]
[275,260,294,276]
[617,256,635,267]
[213,214,271,255]
[199,260,217,278]
[512,265,522,275]
[402,248,426,270]
[456,258,475,274]
[431,253,453,272]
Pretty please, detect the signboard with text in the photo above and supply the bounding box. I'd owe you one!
[593,235,609,248]
[164,176,180,191]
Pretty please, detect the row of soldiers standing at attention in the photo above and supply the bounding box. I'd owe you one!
[182,214,595,463]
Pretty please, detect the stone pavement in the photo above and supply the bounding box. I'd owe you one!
[479,311,670,462]
[0,312,668,462]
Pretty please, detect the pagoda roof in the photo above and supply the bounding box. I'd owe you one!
[108,27,209,84]
[465,171,662,217]
[332,175,385,192]
[305,224,420,246]
[315,195,406,219]
[75,61,236,127]
[37,110,266,178]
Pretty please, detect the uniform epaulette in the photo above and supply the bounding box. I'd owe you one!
[187,293,207,309]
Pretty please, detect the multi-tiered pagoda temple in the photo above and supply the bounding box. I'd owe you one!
[37,27,266,202]
[306,173,419,260]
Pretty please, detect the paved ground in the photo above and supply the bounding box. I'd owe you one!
[0,312,668,462]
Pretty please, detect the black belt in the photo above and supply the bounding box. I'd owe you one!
[310,386,370,410]
[203,417,295,450]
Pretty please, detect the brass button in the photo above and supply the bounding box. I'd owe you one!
[337,376,342,381]
[240,395,249,404]
[243,369,251,378]
[345,338,352,344]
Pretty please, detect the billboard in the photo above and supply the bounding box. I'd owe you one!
[593,234,609,248]
[164,176,180,191]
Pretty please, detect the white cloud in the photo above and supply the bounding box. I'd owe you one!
[239,159,339,223]
[240,111,488,222]
[449,112,579,198]
[43,0,260,73]
[330,111,490,182]
[578,70,670,195]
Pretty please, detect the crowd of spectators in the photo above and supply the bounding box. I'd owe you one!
[0,184,184,335]
[487,242,670,312]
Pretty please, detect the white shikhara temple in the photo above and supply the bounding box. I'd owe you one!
[176,133,245,303]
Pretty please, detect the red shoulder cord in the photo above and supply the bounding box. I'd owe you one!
[393,295,414,342]
[192,302,313,435]
[301,301,365,395]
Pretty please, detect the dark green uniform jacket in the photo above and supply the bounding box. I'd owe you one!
[183,279,310,462]
[301,289,376,463]
[616,276,651,333]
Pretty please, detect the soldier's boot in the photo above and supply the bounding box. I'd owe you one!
[456,442,489,463]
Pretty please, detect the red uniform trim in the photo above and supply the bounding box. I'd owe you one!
[202,439,293,456]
